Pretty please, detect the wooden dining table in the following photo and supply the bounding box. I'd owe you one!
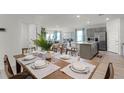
[13,53,99,79]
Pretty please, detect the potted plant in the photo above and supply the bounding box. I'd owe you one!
[33,29,53,59]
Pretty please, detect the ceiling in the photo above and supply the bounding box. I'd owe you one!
[11,14,124,30]
[32,14,124,29]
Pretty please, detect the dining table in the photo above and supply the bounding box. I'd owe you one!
[13,51,99,79]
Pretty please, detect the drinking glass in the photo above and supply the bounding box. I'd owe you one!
[76,51,80,62]
[51,54,56,63]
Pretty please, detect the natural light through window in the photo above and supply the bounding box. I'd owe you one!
[46,33,49,40]
[46,32,61,41]
[77,30,83,42]
[56,32,60,41]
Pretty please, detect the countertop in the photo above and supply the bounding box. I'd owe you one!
[76,41,97,45]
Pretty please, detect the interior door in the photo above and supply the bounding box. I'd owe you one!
[107,19,120,54]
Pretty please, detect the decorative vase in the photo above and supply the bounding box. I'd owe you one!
[45,51,52,60]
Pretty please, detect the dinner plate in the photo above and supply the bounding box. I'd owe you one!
[69,65,90,74]
[60,55,70,60]
[31,60,49,69]
[23,55,35,61]
[71,62,87,71]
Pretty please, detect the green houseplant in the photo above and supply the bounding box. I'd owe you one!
[33,28,53,51]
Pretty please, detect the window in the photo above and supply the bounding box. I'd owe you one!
[46,33,54,40]
[76,30,83,42]
[46,33,49,40]
[50,33,54,40]
[46,31,61,41]
[56,32,61,41]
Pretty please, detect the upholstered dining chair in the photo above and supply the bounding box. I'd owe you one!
[104,63,114,79]
[4,55,32,79]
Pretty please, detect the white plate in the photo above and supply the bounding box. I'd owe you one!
[23,55,35,61]
[32,60,49,69]
[72,62,87,71]
[69,66,90,74]
[60,55,70,60]
[34,60,46,66]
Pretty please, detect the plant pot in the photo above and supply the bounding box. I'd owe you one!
[45,51,52,60]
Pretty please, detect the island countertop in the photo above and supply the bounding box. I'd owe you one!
[76,41,97,45]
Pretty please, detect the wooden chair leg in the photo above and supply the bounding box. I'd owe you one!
[16,61,21,73]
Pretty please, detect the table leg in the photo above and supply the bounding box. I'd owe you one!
[16,61,21,73]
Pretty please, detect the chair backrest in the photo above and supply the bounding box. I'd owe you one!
[22,48,28,55]
[31,47,36,51]
[4,55,14,78]
[22,47,36,55]
[58,44,64,54]
[104,63,114,79]
[51,43,59,52]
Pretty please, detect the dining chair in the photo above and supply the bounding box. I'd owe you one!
[22,47,36,55]
[31,47,36,51]
[71,47,78,56]
[4,55,32,79]
[51,43,60,52]
[22,48,28,55]
[104,63,114,79]
[66,47,78,56]
[58,44,65,54]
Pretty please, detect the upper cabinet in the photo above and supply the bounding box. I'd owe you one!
[86,27,107,51]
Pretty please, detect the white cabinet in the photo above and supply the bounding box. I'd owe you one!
[123,44,124,56]
[107,19,121,54]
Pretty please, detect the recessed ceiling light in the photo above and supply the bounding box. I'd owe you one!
[106,17,110,21]
[76,15,80,18]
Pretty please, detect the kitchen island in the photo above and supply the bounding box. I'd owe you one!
[77,42,98,59]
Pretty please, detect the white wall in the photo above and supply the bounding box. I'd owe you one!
[0,15,21,69]
[120,18,124,55]
[0,15,38,70]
